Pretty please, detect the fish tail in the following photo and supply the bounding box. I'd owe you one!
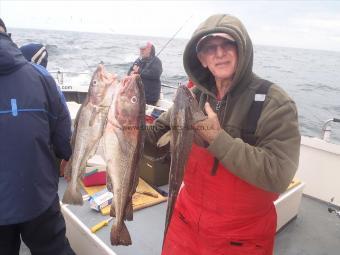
[62,184,83,205]
[110,222,132,246]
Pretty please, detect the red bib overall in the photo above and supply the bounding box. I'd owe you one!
[162,144,279,255]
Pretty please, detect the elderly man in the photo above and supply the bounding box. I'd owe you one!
[147,14,300,255]
[128,41,163,105]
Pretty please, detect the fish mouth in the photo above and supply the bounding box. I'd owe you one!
[176,85,195,101]
[98,64,117,85]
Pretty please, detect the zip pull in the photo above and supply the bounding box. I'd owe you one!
[216,100,222,111]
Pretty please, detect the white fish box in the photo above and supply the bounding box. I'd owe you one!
[89,188,113,211]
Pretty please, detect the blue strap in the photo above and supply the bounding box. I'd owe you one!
[18,109,57,119]
[11,99,18,116]
[0,99,57,119]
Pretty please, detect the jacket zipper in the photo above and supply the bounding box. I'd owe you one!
[210,95,230,176]
[216,100,222,111]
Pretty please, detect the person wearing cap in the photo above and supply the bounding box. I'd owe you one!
[0,18,75,255]
[20,43,49,68]
[146,14,300,254]
[128,41,163,105]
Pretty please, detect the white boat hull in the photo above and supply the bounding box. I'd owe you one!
[296,136,340,206]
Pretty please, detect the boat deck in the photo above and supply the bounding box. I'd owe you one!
[19,179,340,255]
[275,195,340,255]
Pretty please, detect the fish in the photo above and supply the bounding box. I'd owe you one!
[62,64,117,205]
[163,85,207,237]
[102,74,145,246]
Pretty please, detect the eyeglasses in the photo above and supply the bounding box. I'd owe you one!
[198,40,236,55]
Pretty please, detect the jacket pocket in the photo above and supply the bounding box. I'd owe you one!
[219,239,266,255]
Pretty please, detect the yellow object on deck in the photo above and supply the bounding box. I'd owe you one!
[81,178,167,216]
[90,217,113,233]
[287,178,301,191]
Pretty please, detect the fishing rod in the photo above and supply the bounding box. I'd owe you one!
[103,15,193,73]
[53,16,193,88]
[156,15,193,59]
[161,83,179,90]
[138,15,193,76]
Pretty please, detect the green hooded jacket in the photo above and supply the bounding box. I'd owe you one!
[147,14,301,193]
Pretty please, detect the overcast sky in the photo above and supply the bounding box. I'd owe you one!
[1,1,340,51]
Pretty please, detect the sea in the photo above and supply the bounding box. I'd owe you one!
[11,28,340,144]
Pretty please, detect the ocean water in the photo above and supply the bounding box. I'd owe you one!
[11,28,340,144]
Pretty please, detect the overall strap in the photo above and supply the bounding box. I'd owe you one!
[241,80,273,146]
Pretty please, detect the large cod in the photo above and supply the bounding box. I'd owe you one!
[63,64,117,205]
[102,74,146,246]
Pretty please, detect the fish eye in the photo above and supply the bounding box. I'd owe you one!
[93,80,97,86]
[131,96,138,104]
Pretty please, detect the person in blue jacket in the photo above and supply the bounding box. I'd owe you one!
[20,43,49,68]
[128,41,163,105]
[0,18,75,255]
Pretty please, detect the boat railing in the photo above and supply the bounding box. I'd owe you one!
[161,83,178,90]
[49,70,90,85]
[321,118,340,142]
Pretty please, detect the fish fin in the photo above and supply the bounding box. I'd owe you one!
[157,131,171,147]
[110,222,132,246]
[125,200,133,221]
[70,104,84,148]
[89,108,98,127]
[192,111,207,123]
[62,185,83,205]
[110,203,116,217]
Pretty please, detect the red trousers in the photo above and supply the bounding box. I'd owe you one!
[162,144,279,255]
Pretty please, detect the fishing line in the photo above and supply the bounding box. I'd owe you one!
[139,15,194,76]
[155,15,193,58]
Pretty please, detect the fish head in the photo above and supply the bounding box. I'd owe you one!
[88,64,117,105]
[115,74,146,127]
[173,85,206,126]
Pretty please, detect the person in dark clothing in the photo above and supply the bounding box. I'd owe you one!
[20,43,48,68]
[128,41,163,105]
[0,19,75,255]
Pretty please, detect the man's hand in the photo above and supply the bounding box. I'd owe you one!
[60,159,71,182]
[192,102,221,144]
[132,65,140,74]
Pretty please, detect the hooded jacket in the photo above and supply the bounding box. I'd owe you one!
[128,45,163,104]
[0,33,72,225]
[147,14,300,193]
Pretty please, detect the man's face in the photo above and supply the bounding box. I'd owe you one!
[139,46,151,59]
[197,36,238,82]
[0,26,5,33]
